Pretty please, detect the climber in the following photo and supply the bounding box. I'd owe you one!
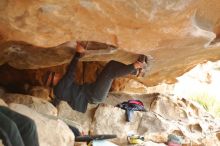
[0,106,39,146]
[52,42,148,113]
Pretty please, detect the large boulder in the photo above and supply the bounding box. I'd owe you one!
[91,104,144,144]
[141,141,166,146]
[28,86,50,101]
[89,93,220,145]
[0,0,220,85]
[0,99,7,107]
[57,101,96,134]
[9,103,74,146]
[2,93,57,116]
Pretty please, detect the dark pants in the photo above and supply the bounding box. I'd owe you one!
[0,127,12,146]
[85,60,136,103]
[54,52,136,110]
[0,106,39,146]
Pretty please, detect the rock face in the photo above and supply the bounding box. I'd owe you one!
[90,94,220,146]
[9,104,75,146]
[57,101,96,134]
[0,98,7,106]
[1,89,220,146]
[0,0,220,85]
[2,93,57,116]
[0,99,75,146]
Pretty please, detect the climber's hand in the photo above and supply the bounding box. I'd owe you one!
[76,42,86,53]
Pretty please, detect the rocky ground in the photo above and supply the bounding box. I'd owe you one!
[0,86,220,146]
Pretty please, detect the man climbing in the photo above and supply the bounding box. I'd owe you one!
[53,42,147,113]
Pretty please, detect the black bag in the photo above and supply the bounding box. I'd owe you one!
[116,100,146,122]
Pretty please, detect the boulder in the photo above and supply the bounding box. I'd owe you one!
[1,0,220,86]
[111,79,175,95]
[29,86,50,101]
[91,104,144,145]
[0,99,7,107]
[9,103,74,146]
[90,94,220,145]
[57,101,96,134]
[2,93,57,116]
[137,112,172,143]
[142,141,167,146]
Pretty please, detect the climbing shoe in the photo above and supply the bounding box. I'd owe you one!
[136,54,149,77]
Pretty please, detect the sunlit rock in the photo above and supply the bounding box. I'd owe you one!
[9,103,74,146]
[2,93,57,116]
[0,98,7,107]
[0,0,220,85]
[90,93,220,145]
[91,104,144,145]
[141,141,166,146]
[29,86,50,101]
[57,101,96,134]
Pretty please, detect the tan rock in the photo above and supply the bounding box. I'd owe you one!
[29,86,50,101]
[0,98,7,106]
[2,93,57,116]
[111,78,148,94]
[1,91,219,146]
[111,79,175,94]
[3,93,35,105]
[183,136,220,146]
[29,97,57,116]
[104,93,158,111]
[0,0,220,85]
[57,101,96,134]
[9,103,74,146]
[150,95,189,121]
[200,135,220,146]
[91,104,144,145]
[142,141,166,146]
[90,93,220,145]
[137,112,172,143]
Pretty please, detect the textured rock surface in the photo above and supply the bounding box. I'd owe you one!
[1,91,220,146]
[29,86,50,100]
[91,104,144,144]
[2,93,57,116]
[90,93,220,145]
[9,103,74,146]
[141,141,166,146]
[0,98,7,106]
[0,0,220,85]
[57,101,96,134]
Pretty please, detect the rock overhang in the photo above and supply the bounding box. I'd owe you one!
[0,0,220,86]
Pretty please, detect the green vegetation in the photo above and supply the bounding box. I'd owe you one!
[189,93,220,117]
